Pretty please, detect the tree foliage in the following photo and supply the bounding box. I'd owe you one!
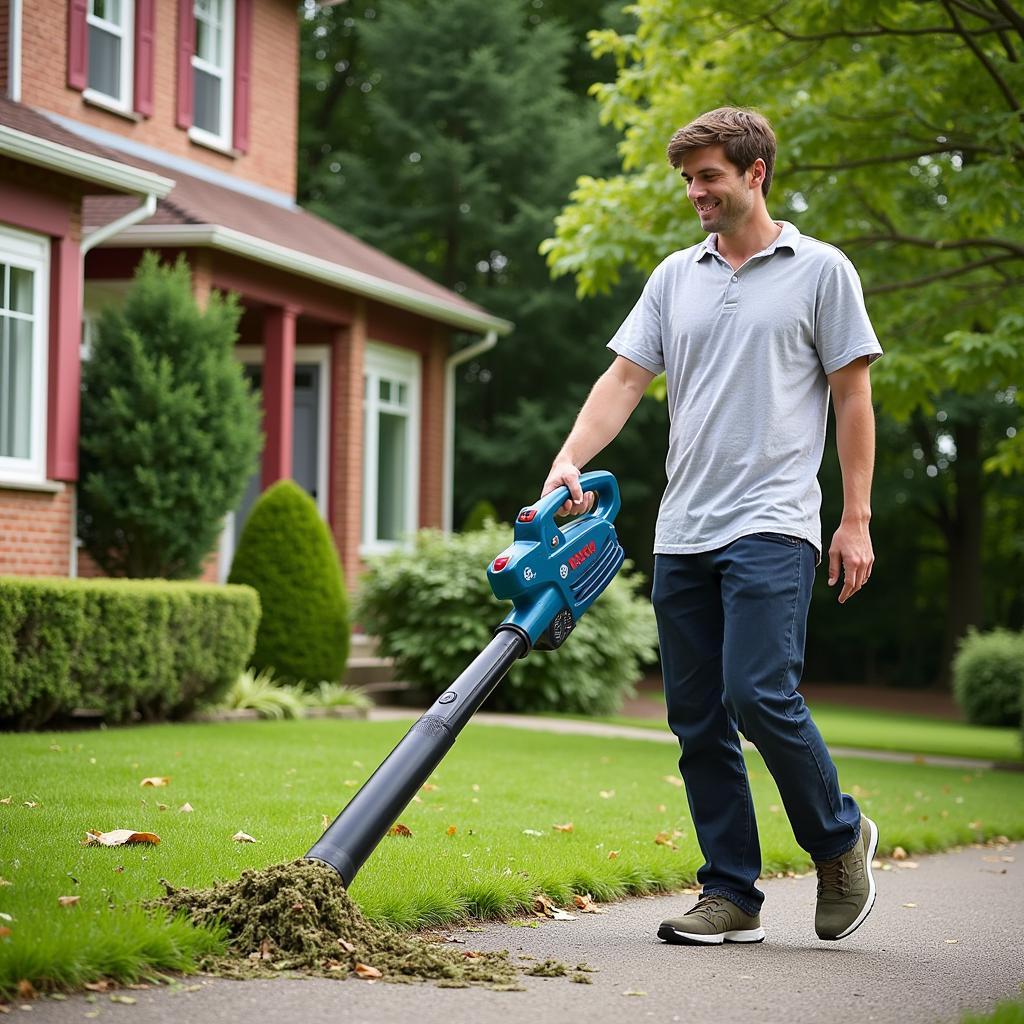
[542,0,1024,470]
[78,253,262,578]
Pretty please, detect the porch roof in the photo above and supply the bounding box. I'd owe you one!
[80,159,512,336]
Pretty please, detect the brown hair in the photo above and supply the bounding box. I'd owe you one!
[666,107,777,198]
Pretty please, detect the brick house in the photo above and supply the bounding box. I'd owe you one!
[0,0,510,582]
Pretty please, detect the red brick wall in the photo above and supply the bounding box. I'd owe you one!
[22,0,298,197]
[0,0,9,95]
[0,486,73,575]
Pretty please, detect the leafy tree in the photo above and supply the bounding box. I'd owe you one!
[541,0,1024,668]
[78,253,261,578]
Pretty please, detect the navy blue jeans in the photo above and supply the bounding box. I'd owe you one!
[652,533,861,915]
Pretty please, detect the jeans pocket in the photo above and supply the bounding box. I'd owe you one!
[753,531,801,547]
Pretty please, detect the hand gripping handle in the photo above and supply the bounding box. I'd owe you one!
[530,470,621,530]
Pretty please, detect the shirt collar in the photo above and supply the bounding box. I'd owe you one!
[693,220,801,263]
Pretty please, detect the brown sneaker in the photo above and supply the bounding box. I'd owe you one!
[658,894,765,945]
[814,816,878,940]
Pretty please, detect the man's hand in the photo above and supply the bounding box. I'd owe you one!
[541,460,595,517]
[827,518,873,604]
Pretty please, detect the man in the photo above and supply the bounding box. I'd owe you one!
[540,107,882,945]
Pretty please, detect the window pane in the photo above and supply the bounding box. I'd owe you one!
[0,316,33,460]
[193,67,222,135]
[91,0,120,22]
[379,379,390,402]
[396,382,408,406]
[376,411,407,542]
[88,25,121,97]
[9,267,32,315]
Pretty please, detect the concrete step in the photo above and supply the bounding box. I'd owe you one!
[343,654,395,687]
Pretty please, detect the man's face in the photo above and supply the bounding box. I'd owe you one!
[680,144,759,235]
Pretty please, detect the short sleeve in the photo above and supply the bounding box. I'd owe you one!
[814,259,883,375]
[606,262,667,376]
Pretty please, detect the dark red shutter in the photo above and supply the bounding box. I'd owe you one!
[176,0,195,129]
[133,0,156,116]
[232,0,253,152]
[67,0,88,91]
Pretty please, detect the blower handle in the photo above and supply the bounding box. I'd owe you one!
[531,469,621,530]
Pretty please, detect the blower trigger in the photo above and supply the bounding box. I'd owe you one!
[535,607,575,651]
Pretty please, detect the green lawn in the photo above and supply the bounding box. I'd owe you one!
[583,699,1024,763]
[2,717,1023,996]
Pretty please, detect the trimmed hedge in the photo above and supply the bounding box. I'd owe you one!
[952,627,1024,727]
[0,577,259,730]
[356,524,659,715]
[228,481,350,685]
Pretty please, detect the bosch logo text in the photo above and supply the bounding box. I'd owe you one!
[568,541,597,571]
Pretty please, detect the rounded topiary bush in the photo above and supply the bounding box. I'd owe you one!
[228,481,350,685]
[355,523,658,715]
[461,500,499,532]
[952,628,1024,727]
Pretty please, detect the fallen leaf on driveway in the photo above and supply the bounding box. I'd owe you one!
[551,909,577,921]
[902,902,917,908]
[892,846,908,860]
[84,830,160,847]
[232,832,257,843]
[140,777,170,788]
[354,963,382,979]
[57,896,80,907]
[84,981,111,992]
[533,894,555,917]
[109,995,136,1004]
[16,980,36,1000]
[572,894,605,914]
[337,938,355,953]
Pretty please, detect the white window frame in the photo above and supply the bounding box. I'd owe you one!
[189,0,235,152]
[218,343,331,582]
[361,342,420,556]
[0,226,49,486]
[83,0,135,114]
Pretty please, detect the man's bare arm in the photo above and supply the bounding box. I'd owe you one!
[541,356,655,515]
[826,356,876,604]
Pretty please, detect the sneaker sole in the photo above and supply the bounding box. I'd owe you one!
[657,924,766,945]
[829,816,879,941]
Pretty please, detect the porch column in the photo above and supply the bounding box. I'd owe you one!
[330,300,365,587]
[48,235,82,481]
[261,304,298,488]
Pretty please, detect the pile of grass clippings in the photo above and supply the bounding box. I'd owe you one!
[152,859,527,988]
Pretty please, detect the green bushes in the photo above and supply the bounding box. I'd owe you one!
[952,628,1024,727]
[356,523,659,715]
[228,480,350,685]
[0,577,259,729]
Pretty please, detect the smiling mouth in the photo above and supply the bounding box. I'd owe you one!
[695,200,721,214]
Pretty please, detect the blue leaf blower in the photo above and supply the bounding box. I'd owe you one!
[305,470,625,886]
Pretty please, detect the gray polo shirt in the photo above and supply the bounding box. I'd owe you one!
[607,220,882,557]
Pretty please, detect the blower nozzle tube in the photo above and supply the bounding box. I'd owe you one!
[305,627,528,886]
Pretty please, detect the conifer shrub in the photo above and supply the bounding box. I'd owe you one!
[228,481,350,685]
[952,628,1024,727]
[78,252,261,579]
[355,524,658,715]
[0,577,259,729]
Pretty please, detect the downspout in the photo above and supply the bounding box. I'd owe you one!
[71,193,159,576]
[82,192,157,254]
[443,329,497,533]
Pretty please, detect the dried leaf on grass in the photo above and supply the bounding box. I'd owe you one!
[607,850,620,860]
[532,894,576,921]
[552,822,574,833]
[354,963,382,979]
[0,797,11,805]
[446,825,457,836]
[16,980,36,1000]
[388,823,413,837]
[232,832,258,844]
[661,775,683,788]
[140,777,170,788]
[179,803,194,814]
[57,895,80,907]
[0,927,11,938]
[84,829,160,847]
[654,831,677,850]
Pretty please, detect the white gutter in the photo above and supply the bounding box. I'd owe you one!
[8,0,21,101]
[0,124,174,197]
[81,193,157,254]
[443,330,498,533]
[100,224,514,336]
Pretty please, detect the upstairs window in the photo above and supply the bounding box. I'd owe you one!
[85,0,134,111]
[191,0,234,148]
